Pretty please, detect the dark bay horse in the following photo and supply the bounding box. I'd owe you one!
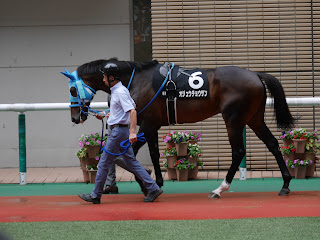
[67,58,294,198]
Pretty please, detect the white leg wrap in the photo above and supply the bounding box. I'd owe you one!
[212,179,230,196]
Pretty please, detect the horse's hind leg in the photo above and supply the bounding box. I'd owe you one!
[209,120,246,199]
[248,117,292,196]
[146,130,163,188]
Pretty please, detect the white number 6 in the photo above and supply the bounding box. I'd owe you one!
[188,72,204,90]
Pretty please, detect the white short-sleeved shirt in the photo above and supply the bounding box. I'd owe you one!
[107,82,136,126]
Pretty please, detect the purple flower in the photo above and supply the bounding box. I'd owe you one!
[95,156,99,160]
[310,160,313,164]
[294,159,298,164]
[160,153,164,157]
[86,142,90,145]
[300,160,304,165]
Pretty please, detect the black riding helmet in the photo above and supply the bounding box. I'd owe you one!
[100,62,120,76]
[100,62,121,86]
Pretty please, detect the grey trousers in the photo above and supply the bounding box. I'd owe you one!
[92,126,159,198]
[105,157,129,186]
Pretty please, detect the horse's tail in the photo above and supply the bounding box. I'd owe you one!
[257,72,295,130]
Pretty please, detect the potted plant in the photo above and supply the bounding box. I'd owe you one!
[87,164,98,183]
[188,160,204,180]
[162,131,176,148]
[285,159,295,177]
[79,132,108,158]
[281,143,296,162]
[173,132,189,156]
[279,130,294,146]
[77,147,90,183]
[292,158,312,179]
[77,132,107,183]
[187,131,202,144]
[160,146,177,168]
[187,143,202,164]
[174,157,191,181]
[163,160,177,180]
[291,127,308,153]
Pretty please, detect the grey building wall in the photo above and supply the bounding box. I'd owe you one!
[0,0,151,168]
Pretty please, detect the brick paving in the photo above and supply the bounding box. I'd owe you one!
[0,166,318,184]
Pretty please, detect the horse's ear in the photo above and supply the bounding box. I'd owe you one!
[61,71,76,81]
[64,69,71,74]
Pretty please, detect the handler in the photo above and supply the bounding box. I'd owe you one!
[78,62,163,204]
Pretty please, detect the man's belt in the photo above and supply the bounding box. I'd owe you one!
[110,124,129,130]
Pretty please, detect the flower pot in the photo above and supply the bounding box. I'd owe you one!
[188,166,198,180]
[85,145,100,158]
[82,157,99,166]
[187,156,198,164]
[166,142,175,148]
[283,153,295,162]
[294,166,306,179]
[283,139,293,146]
[287,166,295,177]
[167,168,177,180]
[176,169,188,181]
[306,163,316,177]
[79,158,90,183]
[175,142,188,156]
[292,139,306,153]
[188,140,198,145]
[88,170,98,183]
[166,155,177,168]
[304,152,316,162]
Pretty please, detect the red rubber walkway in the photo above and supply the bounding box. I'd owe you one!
[1,191,319,222]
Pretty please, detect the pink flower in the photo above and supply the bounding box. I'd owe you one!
[97,140,101,144]
[300,160,304,165]
[95,156,99,160]
[86,142,90,145]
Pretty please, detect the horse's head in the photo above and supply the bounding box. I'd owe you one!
[61,69,96,124]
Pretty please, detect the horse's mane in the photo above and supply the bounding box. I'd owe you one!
[77,58,158,78]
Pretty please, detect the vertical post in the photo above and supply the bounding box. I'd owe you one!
[19,113,27,185]
[239,127,247,180]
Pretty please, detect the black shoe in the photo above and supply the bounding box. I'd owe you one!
[144,189,163,202]
[78,193,100,204]
[102,185,119,194]
[141,187,148,197]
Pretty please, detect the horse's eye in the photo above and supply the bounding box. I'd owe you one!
[70,87,77,97]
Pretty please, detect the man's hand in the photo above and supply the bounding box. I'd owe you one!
[95,113,105,120]
[129,132,137,144]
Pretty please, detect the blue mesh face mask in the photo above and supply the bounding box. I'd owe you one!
[61,69,96,107]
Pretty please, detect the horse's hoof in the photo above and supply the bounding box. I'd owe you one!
[278,188,290,196]
[208,192,220,199]
[156,179,164,188]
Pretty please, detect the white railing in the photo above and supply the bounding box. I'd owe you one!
[0,102,108,113]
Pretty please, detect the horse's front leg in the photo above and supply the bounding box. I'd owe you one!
[209,125,245,199]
